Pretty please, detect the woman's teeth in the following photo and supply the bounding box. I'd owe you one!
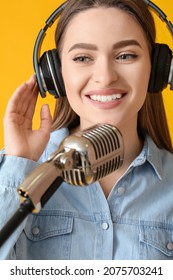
[90,94,122,102]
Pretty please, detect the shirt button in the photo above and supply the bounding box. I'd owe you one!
[32,227,40,236]
[102,222,109,230]
[117,187,125,195]
[167,242,173,250]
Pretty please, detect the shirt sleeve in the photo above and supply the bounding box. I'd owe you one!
[0,154,38,259]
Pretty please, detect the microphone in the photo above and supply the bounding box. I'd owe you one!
[17,124,124,212]
[59,123,123,185]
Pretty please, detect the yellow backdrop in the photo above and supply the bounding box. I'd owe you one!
[0,0,173,148]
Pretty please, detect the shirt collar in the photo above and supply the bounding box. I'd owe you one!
[132,135,163,180]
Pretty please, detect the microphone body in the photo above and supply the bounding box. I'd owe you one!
[59,124,123,185]
[17,124,124,212]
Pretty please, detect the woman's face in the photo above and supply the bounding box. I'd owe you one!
[61,7,151,132]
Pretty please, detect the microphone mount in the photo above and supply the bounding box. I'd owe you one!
[18,149,75,213]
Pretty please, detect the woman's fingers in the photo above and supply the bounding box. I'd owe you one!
[40,104,52,135]
[3,75,53,160]
[5,75,37,116]
[15,75,38,119]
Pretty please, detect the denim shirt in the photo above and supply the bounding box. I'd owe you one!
[0,127,173,260]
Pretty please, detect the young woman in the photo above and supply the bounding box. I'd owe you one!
[0,0,173,260]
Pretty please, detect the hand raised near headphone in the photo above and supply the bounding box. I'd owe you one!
[3,75,52,161]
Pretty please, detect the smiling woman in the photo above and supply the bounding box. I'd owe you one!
[53,0,172,151]
[61,7,150,126]
[0,0,173,260]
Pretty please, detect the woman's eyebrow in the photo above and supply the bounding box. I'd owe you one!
[68,39,142,53]
[112,39,142,49]
[68,43,98,52]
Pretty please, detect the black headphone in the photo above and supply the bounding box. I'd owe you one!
[33,0,173,98]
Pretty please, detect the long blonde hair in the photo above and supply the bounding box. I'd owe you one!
[51,0,173,152]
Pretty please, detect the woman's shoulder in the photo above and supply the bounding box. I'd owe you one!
[145,135,173,178]
[146,134,173,157]
[39,127,69,163]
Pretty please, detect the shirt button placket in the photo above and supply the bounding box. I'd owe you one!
[117,187,126,195]
[102,222,109,230]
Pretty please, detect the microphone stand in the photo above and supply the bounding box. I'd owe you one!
[0,176,64,247]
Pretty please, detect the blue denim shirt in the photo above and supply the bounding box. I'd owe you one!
[0,127,173,260]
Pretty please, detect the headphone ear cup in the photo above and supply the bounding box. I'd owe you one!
[148,44,172,93]
[39,49,66,98]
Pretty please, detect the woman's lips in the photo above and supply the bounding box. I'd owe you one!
[85,89,126,106]
[89,93,123,102]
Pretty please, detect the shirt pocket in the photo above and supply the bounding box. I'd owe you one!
[139,224,173,260]
[19,212,74,259]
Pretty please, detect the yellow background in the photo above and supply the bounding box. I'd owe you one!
[0,0,172,148]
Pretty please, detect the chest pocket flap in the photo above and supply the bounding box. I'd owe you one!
[140,224,173,258]
[24,212,73,241]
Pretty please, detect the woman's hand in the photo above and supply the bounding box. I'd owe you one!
[3,75,52,161]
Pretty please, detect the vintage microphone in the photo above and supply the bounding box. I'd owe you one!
[0,123,124,246]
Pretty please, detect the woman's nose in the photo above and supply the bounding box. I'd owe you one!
[93,57,118,86]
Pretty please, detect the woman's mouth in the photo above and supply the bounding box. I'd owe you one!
[85,89,126,109]
[89,93,123,103]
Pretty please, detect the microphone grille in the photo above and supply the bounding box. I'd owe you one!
[83,124,123,181]
[62,124,124,186]
[82,124,121,159]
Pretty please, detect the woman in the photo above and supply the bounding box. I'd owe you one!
[0,0,173,259]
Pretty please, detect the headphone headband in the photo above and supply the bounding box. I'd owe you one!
[144,0,173,35]
[33,0,173,98]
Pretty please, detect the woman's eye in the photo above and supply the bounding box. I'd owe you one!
[73,56,93,63]
[116,53,138,61]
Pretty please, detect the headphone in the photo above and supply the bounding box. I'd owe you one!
[33,0,173,98]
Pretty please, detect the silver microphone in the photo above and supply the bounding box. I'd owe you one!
[58,124,123,185]
[17,124,124,212]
